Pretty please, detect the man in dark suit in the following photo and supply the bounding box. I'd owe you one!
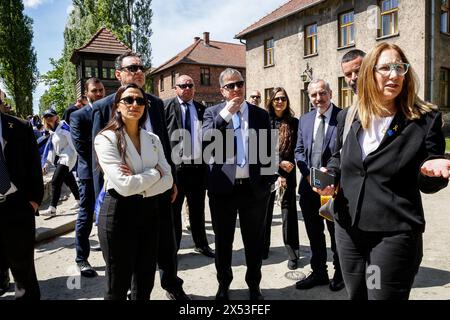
[203,68,276,300]
[92,52,189,300]
[70,77,105,278]
[63,95,87,125]
[164,74,214,258]
[294,79,344,291]
[0,110,44,300]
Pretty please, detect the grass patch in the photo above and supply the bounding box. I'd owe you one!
[446,138,450,151]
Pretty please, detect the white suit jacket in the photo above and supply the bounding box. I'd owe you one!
[94,128,173,198]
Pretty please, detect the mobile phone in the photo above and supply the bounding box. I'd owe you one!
[310,167,336,189]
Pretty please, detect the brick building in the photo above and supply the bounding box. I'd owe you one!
[236,0,450,117]
[149,32,246,106]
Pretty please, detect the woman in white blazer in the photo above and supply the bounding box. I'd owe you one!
[94,84,173,300]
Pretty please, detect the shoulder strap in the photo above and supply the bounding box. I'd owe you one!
[343,103,358,145]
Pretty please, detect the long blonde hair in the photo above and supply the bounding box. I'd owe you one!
[357,42,436,129]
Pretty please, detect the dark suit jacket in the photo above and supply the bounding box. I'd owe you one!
[1,112,44,207]
[70,106,93,180]
[327,108,448,232]
[91,92,175,197]
[164,97,206,167]
[202,102,276,195]
[62,104,78,125]
[294,104,341,195]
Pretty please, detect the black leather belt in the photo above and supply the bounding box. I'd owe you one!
[234,178,250,185]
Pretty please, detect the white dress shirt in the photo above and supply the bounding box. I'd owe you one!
[312,104,334,146]
[177,97,202,162]
[94,129,173,198]
[220,101,250,179]
[358,115,395,160]
[0,115,17,196]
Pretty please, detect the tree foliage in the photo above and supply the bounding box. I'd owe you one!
[0,0,39,117]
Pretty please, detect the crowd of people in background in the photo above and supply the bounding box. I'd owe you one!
[0,43,449,301]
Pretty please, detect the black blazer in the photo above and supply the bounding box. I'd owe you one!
[294,104,341,195]
[202,102,276,195]
[70,106,93,180]
[164,97,206,166]
[1,112,44,207]
[327,108,448,232]
[62,104,78,125]
[91,92,175,197]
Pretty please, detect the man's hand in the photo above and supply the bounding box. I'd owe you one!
[277,176,287,189]
[421,159,450,179]
[29,201,39,213]
[170,184,178,203]
[311,167,336,196]
[280,161,294,173]
[225,97,244,115]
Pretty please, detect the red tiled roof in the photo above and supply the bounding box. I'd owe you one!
[71,27,131,62]
[236,0,325,38]
[150,39,245,75]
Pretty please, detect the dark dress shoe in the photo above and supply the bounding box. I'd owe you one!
[287,259,298,270]
[249,287,264,300]
[295,272,329,290]
[77,261,97,278]
[329,272,345,291]
[166,288,191,300]
[215,286,229,301]
[0,273,10,297]
[194,246,215,258]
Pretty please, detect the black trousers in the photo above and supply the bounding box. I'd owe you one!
[209,183,269,289]
[172,165,208,250]
[335,221,423,300]
[299,190,340,275]
[157,191,183,292]
[51,164,80,208]
[75,179,95,263]
[0,192,40,300]
[264,184,299,260]
[98,190,159,300]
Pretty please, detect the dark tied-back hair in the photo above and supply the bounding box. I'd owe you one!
[265,87,295,159]
[99,83,148,164]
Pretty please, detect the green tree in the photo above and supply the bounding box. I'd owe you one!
[0,0,39,117]
[40,58,66,114]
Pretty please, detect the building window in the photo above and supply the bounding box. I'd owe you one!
[339,77,355,108]
[101,61,115,79]
[201,67,211,86]
[160,75,164,91]
[440,68,449,108]
[84,59,98,78]
[305,23,318,56]
[171,71,176,88]
[442,0,450,33]
[379,0,398,37]
[264,39,274,66]
[264,88,274,107]
[339,11,355,47]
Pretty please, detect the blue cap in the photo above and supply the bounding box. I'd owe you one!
[42,109,57,118]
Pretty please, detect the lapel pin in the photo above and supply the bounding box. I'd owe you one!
[8,122,14,129]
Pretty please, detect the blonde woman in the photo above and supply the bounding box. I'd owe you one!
[95,84,173,300]
[316,42,450,300]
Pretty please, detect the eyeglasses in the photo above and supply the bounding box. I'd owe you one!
[176,84,194,89]
[222,81,245,90]
[274,97,287,102]
[119,96,146,106]
[250,95,261,100]
[374,63,410,77]
[121,64,146,73]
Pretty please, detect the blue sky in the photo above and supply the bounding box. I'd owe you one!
[22,0,286,114]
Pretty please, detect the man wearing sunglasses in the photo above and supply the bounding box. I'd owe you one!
[164,75,214,259]
[92,52,189,300]
[247,90,262,107]
[202,68,276,300]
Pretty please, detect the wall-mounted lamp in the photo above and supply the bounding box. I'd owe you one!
[301,63,313,82]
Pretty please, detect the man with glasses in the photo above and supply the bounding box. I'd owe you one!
[203,68,276,300]
[70,77,105,278]
[247,90,262,107]
[92,52,189,300]
[164,75,214,258]
[294,79,344,292]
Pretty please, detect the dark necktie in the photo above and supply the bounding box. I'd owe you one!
[311,114,326,169]
[183,103,192,157]
[233,111,246,167]
[0,145,12,195]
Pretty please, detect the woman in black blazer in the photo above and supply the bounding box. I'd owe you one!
[263,87,300,270]
[316,43,450,300]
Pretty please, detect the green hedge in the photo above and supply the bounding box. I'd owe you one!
[446,138,450,151]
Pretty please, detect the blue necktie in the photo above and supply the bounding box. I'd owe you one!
[233,111,246,167]
[0,145,11,195]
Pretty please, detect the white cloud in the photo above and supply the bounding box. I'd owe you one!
[66,4,74,15]
[24,0,51,8]
[151,0,286,67]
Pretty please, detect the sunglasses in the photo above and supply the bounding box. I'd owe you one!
[121,64,146,73]
[274,97,287,102]
[250,95,261,100]
[176,84,194,89]
[119,96,146,106]
[223,81,245,90]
